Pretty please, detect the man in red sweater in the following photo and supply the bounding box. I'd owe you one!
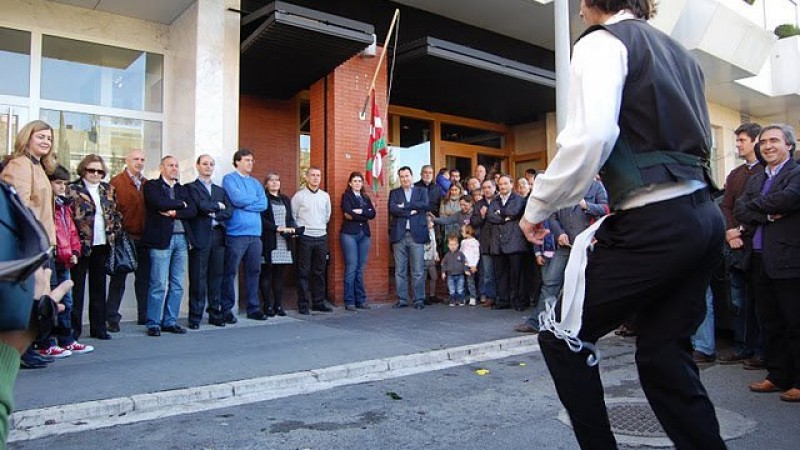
[107,150,149,331]
[718,123,765,369]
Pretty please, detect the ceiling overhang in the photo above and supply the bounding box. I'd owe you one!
[49,0,194,24]
[393,37,556,124]
[240,1,374,98]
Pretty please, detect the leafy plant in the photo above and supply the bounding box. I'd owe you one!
[775,23,800,39]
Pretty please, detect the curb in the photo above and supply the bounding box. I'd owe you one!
[9,335,540,442]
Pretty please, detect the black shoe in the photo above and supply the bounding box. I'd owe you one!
[137,319,146,326]
[393,302,408,309]
[491,304,511,310]
[514,306,529,312]
[298,307,310,315]
[20,354,48,369]
[275,308,287,317]
[266,308,276,317]
[312,304,333,312]
[414,303,425,310]
[107,322,120,333]
[188,323,200,330]
[345,305,357,311]
[147,328,161,337]
[91,333,112,340]
[247,312,268,321]
[208,318,226,327]
[355,304,371,310]
[224,315,238,325]
[162,325,187,334]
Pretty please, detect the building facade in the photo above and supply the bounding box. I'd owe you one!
[1,0,797,317]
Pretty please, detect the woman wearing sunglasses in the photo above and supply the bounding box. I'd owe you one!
[68,154,121,340]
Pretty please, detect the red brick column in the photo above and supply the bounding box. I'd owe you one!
[310,50,389,305]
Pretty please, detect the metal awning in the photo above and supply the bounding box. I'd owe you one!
[392,37,556,124]
[240,1,375,98]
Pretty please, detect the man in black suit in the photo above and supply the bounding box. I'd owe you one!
[389,166,429,310]
[186,155,232,329]
[141,156,197,337]
[735,124,800,402]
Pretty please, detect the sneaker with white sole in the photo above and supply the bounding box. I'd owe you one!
[469,298,477,306]
[63,342,94,354]
[38,346,72,359]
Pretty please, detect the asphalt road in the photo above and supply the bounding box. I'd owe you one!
[11,337,798,450]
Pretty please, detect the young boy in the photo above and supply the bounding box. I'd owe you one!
[39,165,93,357]
[460,224,480,305]
[440,235,469,306]
[423,214,440,304]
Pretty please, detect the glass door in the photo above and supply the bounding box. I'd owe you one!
[0,105,29,156]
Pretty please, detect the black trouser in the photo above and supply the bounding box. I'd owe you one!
[260,262,287,313]
[538,190,726,450]
[296,235,328,309]
[493,253,523,308]
[71,245,109,339]
[751,253,800,390]
[520,252,542,306]
[188,228,226,325]
[107,238,150,325]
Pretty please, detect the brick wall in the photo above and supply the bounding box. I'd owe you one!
[311,50,390,305]
[238,95,299,195]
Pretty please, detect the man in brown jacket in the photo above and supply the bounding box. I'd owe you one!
[718,123,765,368]
[107,150,149,331]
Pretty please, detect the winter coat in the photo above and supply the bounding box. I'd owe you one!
[53,196,81,268]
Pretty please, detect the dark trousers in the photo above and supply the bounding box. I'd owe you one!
[751,253,800,389]
[259,262,287,313]
[493,253,523,308]
[221,235,262,317]
[188,228,226,325]
[296,235,328,309]
[71,245,109,339]
[107,238,150,325]
[521,253,542,306]
[538,190,726,450]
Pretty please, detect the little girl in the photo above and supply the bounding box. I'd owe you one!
[460,224,480,305]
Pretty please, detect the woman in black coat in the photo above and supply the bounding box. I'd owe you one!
[340,171,376,311]
[259,172,297,316]
[487,174,528,311]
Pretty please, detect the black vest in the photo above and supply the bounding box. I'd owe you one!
[581,19,714,208]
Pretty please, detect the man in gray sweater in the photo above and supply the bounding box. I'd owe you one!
[291,167,332,315]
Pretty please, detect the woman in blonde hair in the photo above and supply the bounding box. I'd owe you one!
[1,120,58,246]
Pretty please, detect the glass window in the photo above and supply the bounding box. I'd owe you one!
[299,100,310,188]
[40,109,162,178]
[41,36,163,112]
[1,106,29,156]
[388,117,432,189]
[441,123,504,149]
[0,27,31,97]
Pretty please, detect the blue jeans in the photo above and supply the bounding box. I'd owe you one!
[528,251,568,327]
[447,274,466,302]
[221,235,263,316]
[479,254,495,300]
[692,287,716,355]
[147,234,188,330]
[393,231,425,306]
[51,267,75,346]
[341,231,371,307]
[465,272,477,300]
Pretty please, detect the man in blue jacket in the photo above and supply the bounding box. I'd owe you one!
[221,149,268,322]
[389,166,430,310]
[142,156,197,336]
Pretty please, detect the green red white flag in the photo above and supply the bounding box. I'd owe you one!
[365,91,387,191]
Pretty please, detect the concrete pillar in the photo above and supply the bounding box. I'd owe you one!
[554,0,571,133]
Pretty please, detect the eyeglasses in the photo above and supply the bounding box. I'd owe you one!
[85,168,106,176]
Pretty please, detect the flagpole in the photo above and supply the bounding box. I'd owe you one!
[359,8,400,120]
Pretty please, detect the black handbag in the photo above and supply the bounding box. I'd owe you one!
[105,231,138,276]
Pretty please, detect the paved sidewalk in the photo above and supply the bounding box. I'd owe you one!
[14,304,530,410]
